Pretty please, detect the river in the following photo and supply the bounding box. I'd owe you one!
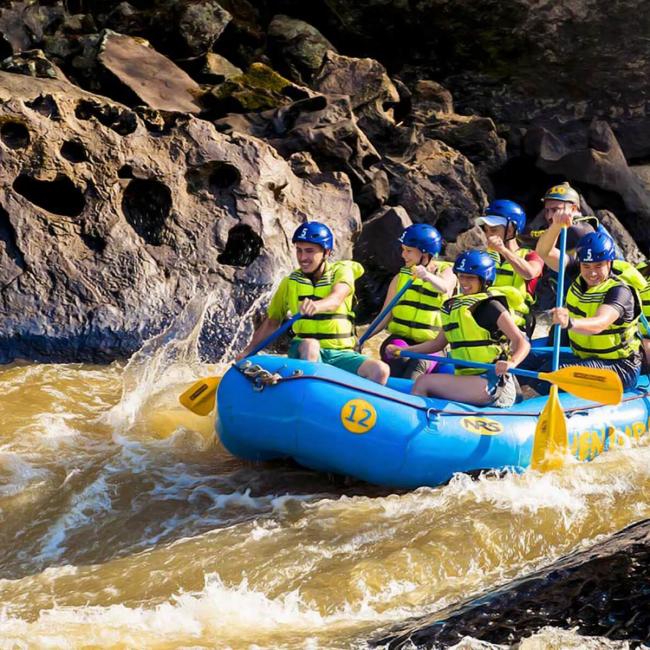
[1,303,649,649]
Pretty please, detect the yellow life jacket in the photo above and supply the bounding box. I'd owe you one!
[488,247,535,329]
[287,260,363,349]
[441,292,509,376]
[387,262,454,342]
[565,276,640,360]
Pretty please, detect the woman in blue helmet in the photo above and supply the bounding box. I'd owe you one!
[386,250,530,407]
[364,223,456,379]
[476,199,544,336]
[533,231,643,393]
[238,221,390,384]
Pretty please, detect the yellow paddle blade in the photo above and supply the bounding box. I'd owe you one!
[178,376,221,416]
[531,385,568,472]
[538,365,623,405]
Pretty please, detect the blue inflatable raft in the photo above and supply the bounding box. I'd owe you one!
[216,356,650,488]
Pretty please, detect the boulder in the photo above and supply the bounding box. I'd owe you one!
[215,94,384,213]
[312,51,401,144]
[267,14,336,84]
[0,49,68,81]
[385,138,487,241]
[96,30,202,113]
[0,70,359,362]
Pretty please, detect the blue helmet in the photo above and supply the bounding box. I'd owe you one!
[576,231,616,263]
[292,221,334,251]
[479,199,526,237]
[399,223,442,257]
[453,249,496,285]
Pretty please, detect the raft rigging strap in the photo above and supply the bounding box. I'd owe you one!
[235,361,650,419]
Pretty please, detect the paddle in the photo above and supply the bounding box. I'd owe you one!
[357,278,414,350]
[179,313,302,416]
[397,351,622,405]
[531,226,569,471]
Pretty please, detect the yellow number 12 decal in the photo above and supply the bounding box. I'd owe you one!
[340,398,377,434]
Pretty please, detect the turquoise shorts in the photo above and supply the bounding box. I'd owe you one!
[288,339,368,374]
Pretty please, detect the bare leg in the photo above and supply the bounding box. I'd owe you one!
[412,374,493,405]
[358,359,390,385]
[297,338,321,361]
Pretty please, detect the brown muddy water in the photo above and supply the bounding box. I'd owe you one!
[1,316,649,649]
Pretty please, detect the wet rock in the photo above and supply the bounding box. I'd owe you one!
[97,31,202,114]
[374,518,650,648]
[0,70,359,363]
[267,14,336,84]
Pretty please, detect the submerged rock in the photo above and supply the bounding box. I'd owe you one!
[375,518,650,648]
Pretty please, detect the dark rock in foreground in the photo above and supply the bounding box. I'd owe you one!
[374,519,650,648]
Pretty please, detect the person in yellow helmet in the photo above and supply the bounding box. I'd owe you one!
[363,223,456,379]
[238,222,390,384]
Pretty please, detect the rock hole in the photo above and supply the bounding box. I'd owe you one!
[25,94,61,120]
[209,162,241,191]
[0,121,30,149]
[121,179,172,246]
[118,164,133,179]
[81,231,106,254]
[0,205,26,273]
[0,36,12,61]
[61,140,88,163]
[75,99,137,136]
[217,224,263,267]
[13,174,85,217]
[362,153,381,170]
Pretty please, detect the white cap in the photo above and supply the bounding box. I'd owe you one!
[476,215,508,228]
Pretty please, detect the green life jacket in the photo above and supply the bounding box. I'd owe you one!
[488,247,535,329]
[387,262,454,342]
[565,276,641,360]
[287,260,363,349]
[441,291,509,376]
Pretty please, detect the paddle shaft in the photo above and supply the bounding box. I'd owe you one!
[399,351,542,380]
[249,313,302,356]
[553,227,568,371]
[358,278,414,348]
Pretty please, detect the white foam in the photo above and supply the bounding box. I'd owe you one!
[0,452,49,497]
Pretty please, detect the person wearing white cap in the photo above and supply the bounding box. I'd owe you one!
[476,199,544,336]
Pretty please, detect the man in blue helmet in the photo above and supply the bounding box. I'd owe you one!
[386,250,530,407]
[529,231,643,394]
[476,199,544,335]
[237,221,390,384]
[363,223,456,379]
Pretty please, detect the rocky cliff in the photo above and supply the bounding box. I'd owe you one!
[1,0,648,361]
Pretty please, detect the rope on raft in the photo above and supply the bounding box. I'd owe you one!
[235,361,650,419]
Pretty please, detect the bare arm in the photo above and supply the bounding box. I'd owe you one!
[535,221,563,272]
[553,304,621,335]
[404,330,448,355]
[414,263,456,295]
[498,247,544,281]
